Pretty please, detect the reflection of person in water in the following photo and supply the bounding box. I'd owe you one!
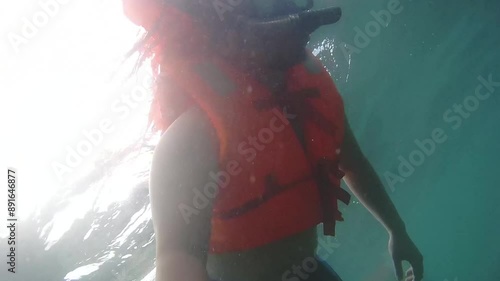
[122,0,424,280]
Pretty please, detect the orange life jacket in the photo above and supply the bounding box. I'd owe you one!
[157,52,351,253]
[123,1,351,254]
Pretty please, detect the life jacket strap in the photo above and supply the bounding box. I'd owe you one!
[215,174,312,220]
[315,158,351,236]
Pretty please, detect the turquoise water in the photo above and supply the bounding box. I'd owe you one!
[312,0,500,280]
[2,0,499,280]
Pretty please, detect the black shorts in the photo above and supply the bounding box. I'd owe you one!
[210,256,343,281]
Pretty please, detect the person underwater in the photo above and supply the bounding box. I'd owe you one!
[121,0,424,280]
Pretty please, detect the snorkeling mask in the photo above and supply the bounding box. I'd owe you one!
[227,0,342,40]
[123,0,341,69]
[212,0,341,69]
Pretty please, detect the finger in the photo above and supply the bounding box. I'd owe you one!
[393,259,403,281]
[406,267,414,277]
[405,267,415,281]
[411,256,424,280]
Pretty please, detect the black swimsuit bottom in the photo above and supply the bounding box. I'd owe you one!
[210,256,343,281]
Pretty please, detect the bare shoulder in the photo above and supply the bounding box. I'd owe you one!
[153,105,218,160]
[149,105,219,254]
[151,105,219,182]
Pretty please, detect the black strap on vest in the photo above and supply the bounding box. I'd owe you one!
[216,88,350,232]
[216,174,312,219]
[315,158,351,236]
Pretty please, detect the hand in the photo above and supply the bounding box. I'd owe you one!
[389,231,424,281]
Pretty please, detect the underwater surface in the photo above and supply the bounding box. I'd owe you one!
[1,0,499,280]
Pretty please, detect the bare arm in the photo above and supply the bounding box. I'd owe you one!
[149,106,219,281]
[338,115,423,280]
[338,116,406,235]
